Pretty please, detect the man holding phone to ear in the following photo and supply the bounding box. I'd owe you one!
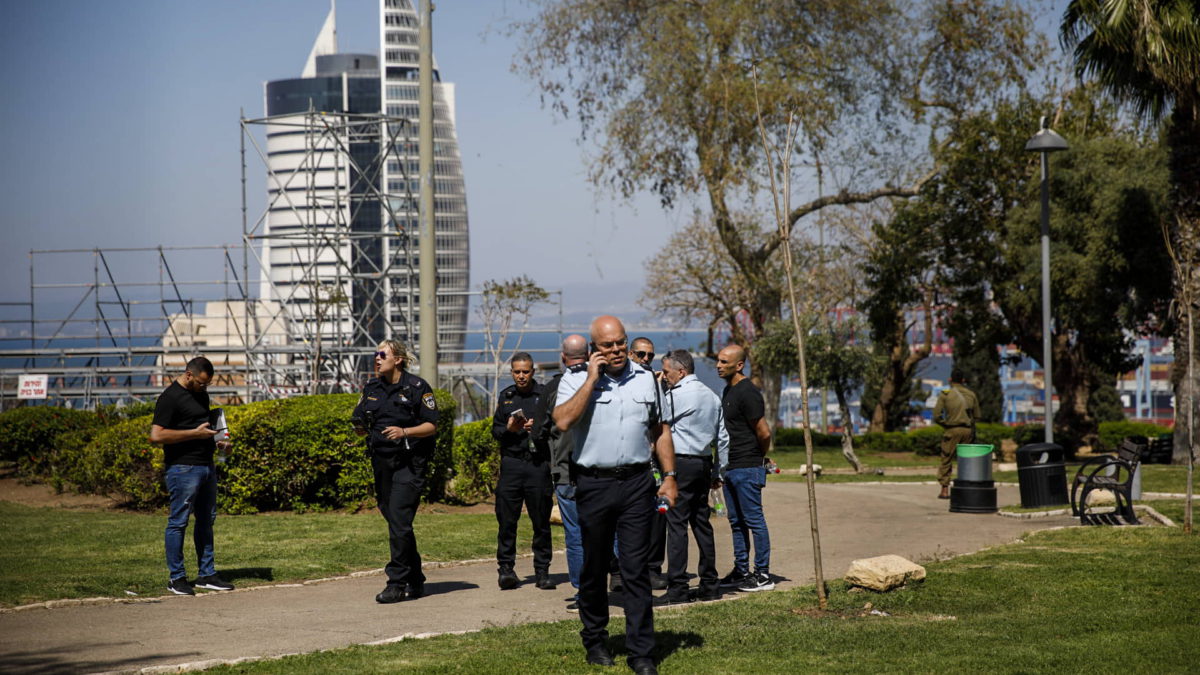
[492,352,554,590]
[555,316,677,675]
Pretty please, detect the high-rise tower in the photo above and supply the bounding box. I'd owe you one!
[259,0,469,378]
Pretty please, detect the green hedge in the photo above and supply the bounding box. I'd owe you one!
[774,428,842,447]
[18,391,458,514]
[449,419,500,503]
[0,406,105,464]
[1096,421,1172,451]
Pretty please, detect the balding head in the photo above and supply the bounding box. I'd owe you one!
[590,315,628,375]
[562,333,587,366]
[716,344,747,382]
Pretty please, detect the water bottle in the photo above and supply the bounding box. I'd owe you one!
[764,458,780,475]
[655,496,670,514]
[709,489,727,518]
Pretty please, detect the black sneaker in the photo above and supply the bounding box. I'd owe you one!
[649,571,668,591]
[194,575,235,591]
[407,581,425,599]
[737,571,775,592]
[376,585,405,603]
[167,577,195,596]
[535,571,557,590]
[653,593,692,607]
[498,566,519,590]
[566,600,580,613]
[719,569,750,588]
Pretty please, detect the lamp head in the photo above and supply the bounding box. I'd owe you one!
[1025,116,1069,153]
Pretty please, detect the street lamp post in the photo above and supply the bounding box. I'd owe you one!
[1025,116,1068,444]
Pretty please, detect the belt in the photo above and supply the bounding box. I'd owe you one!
[502,449,540,461]
[575,463,651,480]
[675,454,712,462]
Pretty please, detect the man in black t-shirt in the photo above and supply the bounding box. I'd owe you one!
[715,344,775,593]
[149,356,234,596]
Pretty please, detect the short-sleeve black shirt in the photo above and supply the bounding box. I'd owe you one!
[723,378,766,469]
[152,381,215,467]
[352,371,440,457]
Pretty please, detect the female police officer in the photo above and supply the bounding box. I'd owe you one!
[352,339,439,603]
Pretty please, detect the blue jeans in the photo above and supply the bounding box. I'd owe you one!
[164,464,218,580]
[723,465,770,574]
[555,484,583,589]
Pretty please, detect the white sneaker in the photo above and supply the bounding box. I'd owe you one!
[737,571,775,592]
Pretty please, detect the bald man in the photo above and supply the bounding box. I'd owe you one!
[532,334,589,608]
[554,316,677,675]
[715,344,774,593]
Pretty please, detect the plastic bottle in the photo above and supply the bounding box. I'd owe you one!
[655,496,670,514]
[709,489,727,518]
[764,458,780,475]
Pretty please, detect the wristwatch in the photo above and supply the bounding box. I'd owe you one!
[662,471,677,479]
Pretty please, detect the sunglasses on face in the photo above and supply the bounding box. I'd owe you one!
[375,351,392,360]
[633,351,655,361]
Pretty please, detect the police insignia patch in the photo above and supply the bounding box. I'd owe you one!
[422,392,436,409]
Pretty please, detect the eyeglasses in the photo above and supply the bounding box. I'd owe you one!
[374,351,392,360]
[633,351,655,361]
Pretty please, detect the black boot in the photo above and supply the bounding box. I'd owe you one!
[498,565,519,590]
[535,570,556,590]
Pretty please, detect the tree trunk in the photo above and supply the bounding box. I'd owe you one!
[1051,333,1099,453]
[869,308,932,432]
[835,386,863,472]
[1167,106,1200,467]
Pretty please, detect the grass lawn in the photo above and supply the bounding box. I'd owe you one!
[206,524,1200,674]
[0,502,560,607]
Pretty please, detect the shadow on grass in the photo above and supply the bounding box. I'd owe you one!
[223,567,274,582]
[651,629,705,661]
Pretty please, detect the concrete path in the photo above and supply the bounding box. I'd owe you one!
[0,482,1076,674]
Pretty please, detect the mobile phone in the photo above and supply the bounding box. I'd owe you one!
[511,408,527,421]
[588,342,597,356]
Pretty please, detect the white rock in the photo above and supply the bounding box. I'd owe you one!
[550,503,562,525]
[844,555,926,592]
[1084,489,1116,506]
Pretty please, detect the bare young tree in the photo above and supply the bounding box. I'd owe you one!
[476,276,550,409]
[1163,215,1198,534]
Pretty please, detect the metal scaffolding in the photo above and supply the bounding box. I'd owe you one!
[0,110,566,412]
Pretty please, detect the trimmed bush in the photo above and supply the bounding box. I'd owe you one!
[775,428,842,447]
[856,431,912,453]
[29,391,457,514]
[974,423,1014,449]
[1012,424,1045,446]
[907,426,945,456]
[0,406,105,465]
[449,419,499,503]
[1096,421,1172,451]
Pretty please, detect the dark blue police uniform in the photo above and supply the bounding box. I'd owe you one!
[492,381,554,585]
[353,371,439,597]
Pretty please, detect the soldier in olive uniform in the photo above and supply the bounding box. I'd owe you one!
[353,339,439,603]
[932,369,979,499]
[492,352,555,590]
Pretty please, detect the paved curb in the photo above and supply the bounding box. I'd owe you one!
[997,504,1175,527]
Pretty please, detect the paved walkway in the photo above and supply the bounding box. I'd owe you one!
[0,482,1076,674]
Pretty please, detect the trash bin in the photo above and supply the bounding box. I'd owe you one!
[950,444,997,514]
[956,444,994,482]
[1016,442,1069,508]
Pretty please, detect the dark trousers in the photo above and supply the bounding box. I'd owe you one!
[666,456,718,598]
[647,508,667,574]
[577,470,655,661]
[373,454,425,588]
[495,455,553,571]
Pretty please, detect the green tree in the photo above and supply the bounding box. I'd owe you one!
[515,0,1044,426]
[1062,0,1200,465]
[927,94,1172,449]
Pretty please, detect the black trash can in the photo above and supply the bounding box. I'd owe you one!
[1016,442,1069,508]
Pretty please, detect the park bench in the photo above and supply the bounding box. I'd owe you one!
[1069,438,1143,526]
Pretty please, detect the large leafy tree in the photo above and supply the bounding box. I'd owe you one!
[515,0,1044,424]
[927,94,1172,448]
[1062,0,1200,463]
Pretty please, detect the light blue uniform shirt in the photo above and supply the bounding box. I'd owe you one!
[665,374,729,468]
[556,362,662,468]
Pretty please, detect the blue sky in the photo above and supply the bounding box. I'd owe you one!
[0,0,675,317]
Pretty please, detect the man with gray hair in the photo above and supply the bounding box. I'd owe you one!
[656,349,728,605]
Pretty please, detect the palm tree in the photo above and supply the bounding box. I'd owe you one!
[1062,0,1200,467]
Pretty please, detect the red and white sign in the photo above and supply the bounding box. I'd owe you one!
[17,374,49,400]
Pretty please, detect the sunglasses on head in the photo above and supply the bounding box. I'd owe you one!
[634,350,655,360]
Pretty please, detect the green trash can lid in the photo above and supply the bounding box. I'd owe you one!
[957,444,994,457]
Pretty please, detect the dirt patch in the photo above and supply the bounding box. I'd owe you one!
[0,477,121,510]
